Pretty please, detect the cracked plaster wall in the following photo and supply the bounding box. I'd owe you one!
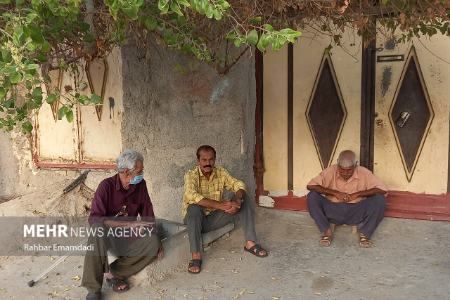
[121,40,256,222]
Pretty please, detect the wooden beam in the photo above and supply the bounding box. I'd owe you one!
[288,44,294,190]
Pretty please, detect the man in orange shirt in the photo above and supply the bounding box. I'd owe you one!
[307,150,387,247]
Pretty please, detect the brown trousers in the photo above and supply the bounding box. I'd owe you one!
[81,228,160,293]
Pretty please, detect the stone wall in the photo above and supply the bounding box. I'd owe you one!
[121,40,256,222]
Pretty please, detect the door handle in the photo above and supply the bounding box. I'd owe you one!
[395,111,411,128]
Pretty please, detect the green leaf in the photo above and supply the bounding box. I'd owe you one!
[249,16,262,25]
[40,41,51,53]
[32,87,43,103]
[29,26,45,44]
[143,16,158,30]
[65,109,74,122]
[1,49,12,63]
[219,0,230,9]
[213,10,222,20]
[25,64,39,71]
[271,36,284,51]
[256,34,270,52]
[10,72,23,84]
[177,0,190,7]
[3,99,15,109]
[77,94,89,105]
[57,106,67,120]
[46,93,58,104]
[170,3,183,16]
[199,0,208,14]
[263,24,274,32]
[90,94,102,104]
[13,27,25,45]
[25,80,33,89]
[0,0,11,4]
[158,0,170,13]
[205,5,214,18]
[37,53,47,62]
[22,121,33,133]
[0,87,6,100]
[26,42,37,51]
[122,6,139,20]
[246,29,258,45]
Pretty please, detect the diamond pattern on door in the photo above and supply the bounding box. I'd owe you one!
[389,46,434,182]
[306,54,347,169]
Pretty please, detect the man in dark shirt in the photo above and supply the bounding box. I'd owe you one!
[82,150,161,300]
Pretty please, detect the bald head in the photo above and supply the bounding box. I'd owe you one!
[337,150,357,168]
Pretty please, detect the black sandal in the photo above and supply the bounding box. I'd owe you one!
[106,277,129,293]
[188,259,202,274]
[244,244,268,257]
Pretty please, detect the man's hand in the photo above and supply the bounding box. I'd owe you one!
[222,200,240,215]
[334,191,350,202]
[348,192,360,202]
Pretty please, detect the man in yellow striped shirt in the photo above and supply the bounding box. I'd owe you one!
[183,145,268,274]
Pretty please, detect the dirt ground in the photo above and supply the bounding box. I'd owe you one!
[1,208,450,300]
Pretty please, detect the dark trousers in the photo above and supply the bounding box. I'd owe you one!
[307,191,386,238]
[81,228,160,293]
[184,196,257,253]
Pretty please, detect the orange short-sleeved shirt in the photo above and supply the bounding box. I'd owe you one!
[307,165,387,203]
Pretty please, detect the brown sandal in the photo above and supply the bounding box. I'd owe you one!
[359,233,373,248]
[319,235,333,247]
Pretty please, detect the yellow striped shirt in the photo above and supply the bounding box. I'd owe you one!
[182,165,246,218]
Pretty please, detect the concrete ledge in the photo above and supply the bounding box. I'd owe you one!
[202,222,235,246]
[129,219,235,286]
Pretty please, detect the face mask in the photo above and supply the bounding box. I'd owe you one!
[130,174,144,185]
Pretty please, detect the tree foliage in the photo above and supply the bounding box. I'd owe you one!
[1,0,449,133]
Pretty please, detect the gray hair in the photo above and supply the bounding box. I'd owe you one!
[116,149,144,172]
[337,150,357,168]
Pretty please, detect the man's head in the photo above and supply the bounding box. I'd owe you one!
[117,149,144,186]
[337,150,357,181]
[196,145,216,175]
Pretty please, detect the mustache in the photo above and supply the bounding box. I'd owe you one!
[203,165,212,168]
